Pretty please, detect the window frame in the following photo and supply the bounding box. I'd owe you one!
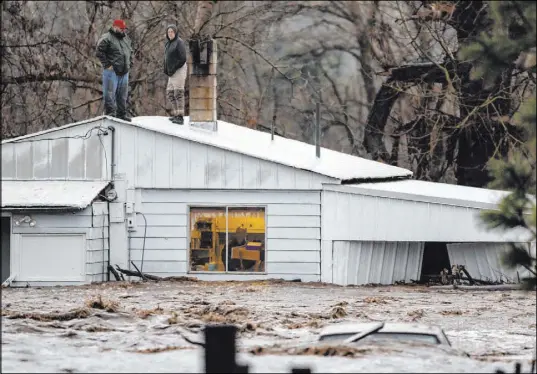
[187,204,268,274]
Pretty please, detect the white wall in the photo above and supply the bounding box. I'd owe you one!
[86,202,110,282]
[128,189,321,282]
[114,123,336,190]
[2,121,111,181]
[9,202,109,286]
[321,190,523,242]
[2,118,337,189]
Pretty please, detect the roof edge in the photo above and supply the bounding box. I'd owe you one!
[1,116,133,144]
[2,206,88,212]
[341,175,413,184]
[322,183,502,210]
[1,180,111,211]
[2,116,107,144]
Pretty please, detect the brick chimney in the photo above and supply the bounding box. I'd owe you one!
[188,39,217,131]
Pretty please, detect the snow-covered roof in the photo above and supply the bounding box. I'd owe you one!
[2,115,413,182]
[1,180,109,210]
[130,116,412,182]
[324,179,514,209]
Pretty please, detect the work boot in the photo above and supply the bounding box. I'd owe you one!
[171,115,184,125]
[118,116,132,122]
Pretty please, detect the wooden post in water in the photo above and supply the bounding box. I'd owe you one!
[204,325,237,373]
[292,368,312,374]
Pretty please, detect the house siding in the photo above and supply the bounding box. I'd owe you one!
[1,121,110,181]
[128,189,321,282]
[87,202,110,282]
[322,190,519,242]
[114,124,337,190]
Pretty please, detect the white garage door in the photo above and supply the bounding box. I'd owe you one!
[446,242,533,283]
[19,234,86,282]
[332,241,425,285]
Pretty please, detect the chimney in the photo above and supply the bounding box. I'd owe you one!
[188,38,218,131]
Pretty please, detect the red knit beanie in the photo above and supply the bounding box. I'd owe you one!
[113,19,127,30]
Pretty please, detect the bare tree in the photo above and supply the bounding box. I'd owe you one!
[271,0,533,186]
[364,0,533,186]
[2,0,532,189]
[1,0,295,138]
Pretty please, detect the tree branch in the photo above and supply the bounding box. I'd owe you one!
[213,35,293,83]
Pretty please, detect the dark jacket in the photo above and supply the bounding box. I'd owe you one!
[164,25,187,76]
[96,28,133,76]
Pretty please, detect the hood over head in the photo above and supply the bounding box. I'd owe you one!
[166,24,178,41]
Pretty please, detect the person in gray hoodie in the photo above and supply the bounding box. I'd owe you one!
[164,24,187,125]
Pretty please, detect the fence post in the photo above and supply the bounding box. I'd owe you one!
[234,364,249,373]
[292,368,312,374]
[204,324,237,373]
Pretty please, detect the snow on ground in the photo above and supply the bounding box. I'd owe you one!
[1,280,535,373]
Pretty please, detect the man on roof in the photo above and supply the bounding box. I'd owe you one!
[163,24,187,125]
[96,19,134,122]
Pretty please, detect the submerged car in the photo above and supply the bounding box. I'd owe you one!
[247,321,469,361]
[318,322,452,347]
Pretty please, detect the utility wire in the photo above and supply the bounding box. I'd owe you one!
[7,125,111,181]
[9,125,109,143]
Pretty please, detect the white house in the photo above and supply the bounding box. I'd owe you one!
[1,115,533,287]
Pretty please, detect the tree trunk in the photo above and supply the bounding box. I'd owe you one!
[452,1,513,187]
[193,1,214,37]
[364,1,523,187]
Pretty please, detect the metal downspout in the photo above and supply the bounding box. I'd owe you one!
[106,125,116,282]
[107,125,116,186]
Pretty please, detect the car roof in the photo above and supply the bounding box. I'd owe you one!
[319,322,444,336]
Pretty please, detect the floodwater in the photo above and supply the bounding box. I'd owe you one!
[2,280,536,373]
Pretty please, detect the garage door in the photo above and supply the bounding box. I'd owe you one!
[446,242,533,283]
[332,241,425,285]
[18,234,86,282]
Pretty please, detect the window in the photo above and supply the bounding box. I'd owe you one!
[189,207,226,272]
[189,206,266,273]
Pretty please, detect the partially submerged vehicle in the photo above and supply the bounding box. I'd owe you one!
[318,322,452,347]
[248,322,470,361]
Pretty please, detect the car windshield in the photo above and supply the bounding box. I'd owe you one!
[319,333,357,342]
[320,332,440,345]
[359,332,440,345]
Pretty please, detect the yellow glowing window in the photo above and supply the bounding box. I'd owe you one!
[189,207,265,273]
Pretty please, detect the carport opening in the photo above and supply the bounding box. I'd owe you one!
[420,242,451,283]
[1,217,11,283]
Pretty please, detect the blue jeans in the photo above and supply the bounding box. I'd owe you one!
[102,69,129,118]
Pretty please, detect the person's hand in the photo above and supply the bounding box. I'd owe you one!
[107,66,113,70]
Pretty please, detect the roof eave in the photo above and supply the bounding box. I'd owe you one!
[1,116,110,144]
[2,205,90,212]
[341,174,413,185]
[322,183,503,210]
